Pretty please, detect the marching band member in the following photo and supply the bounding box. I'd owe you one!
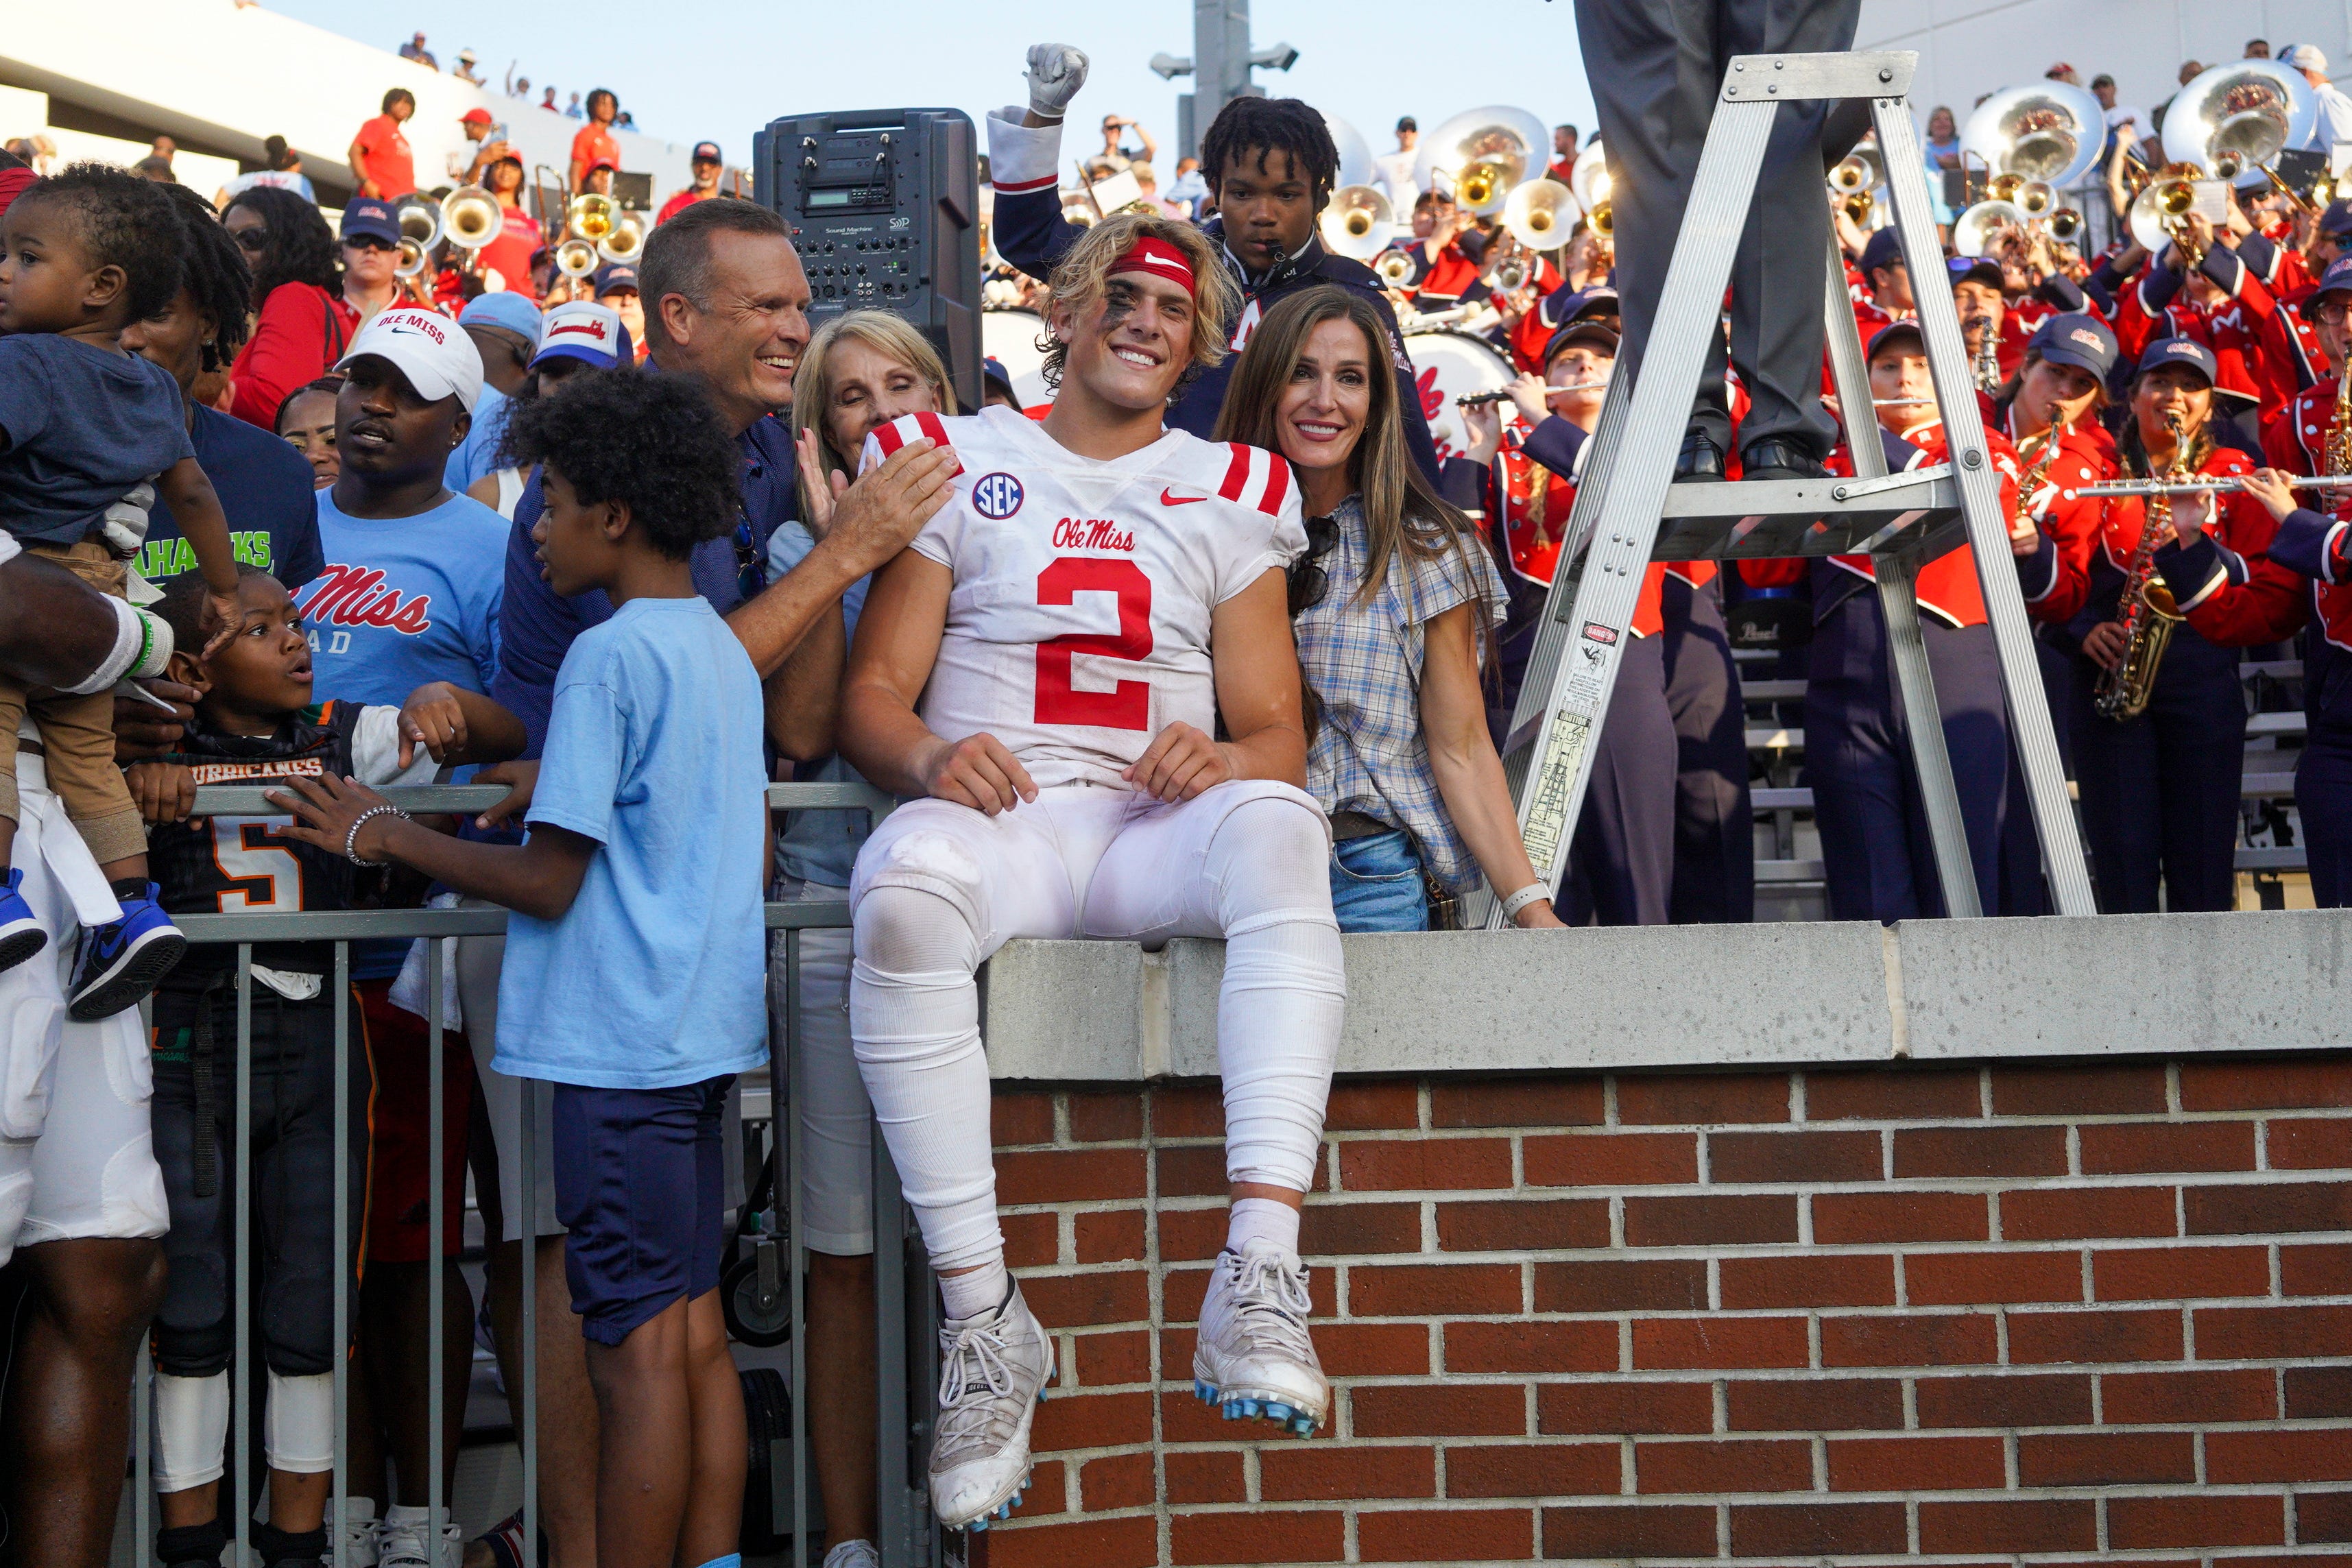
[2265,259,2352,477]
[1852,227,1914,337]
[1407,195,1485,312]
[1790,320,2041,920]
[2070,337,2276,912]
[987,43,1439,475]
[2152,467,2352,904]
[1993,312,2122,627]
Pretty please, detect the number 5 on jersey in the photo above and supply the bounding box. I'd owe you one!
[1034,557,1153,729]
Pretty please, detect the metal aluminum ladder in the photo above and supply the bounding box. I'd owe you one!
[1474,49,2096,928]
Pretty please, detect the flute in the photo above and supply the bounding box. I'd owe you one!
[1456,382,1607,407]
[2062,475,2352,499]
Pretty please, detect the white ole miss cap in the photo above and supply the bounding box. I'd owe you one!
[335,307,483,412]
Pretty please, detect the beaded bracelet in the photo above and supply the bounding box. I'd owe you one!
[344,803,411,867]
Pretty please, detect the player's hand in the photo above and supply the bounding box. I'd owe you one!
[2241,468,2299,522]
[920,733,1036,815]
[112,678,199,762]
[1024,44,1090,123]
[125,762,197,824]
[2081,620,2129,671]
[471,759,540,831]
[265,773,399,863]
[1123,721,1233,803]
[199,587,243,660]
[398,682,467,769]
[823,439,959,577]
[795,427,851,540]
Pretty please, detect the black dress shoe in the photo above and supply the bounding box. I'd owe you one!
[1739,437,1828,483]
[1673,428,1726,481]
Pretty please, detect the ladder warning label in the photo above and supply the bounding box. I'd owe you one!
[1580,621,1620,645]
[1520,707,1593,873]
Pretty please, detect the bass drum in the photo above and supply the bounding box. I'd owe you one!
[1404,329,1514,463]
[982,308,1053,411]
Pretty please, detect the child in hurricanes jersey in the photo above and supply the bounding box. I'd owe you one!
[121,566,522,1568]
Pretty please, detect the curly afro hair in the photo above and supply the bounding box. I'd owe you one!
[221,184,337,309]
[503,370,741,561]
[15,162,184,321]
[153,182,254,371]
[1199,96,1339,215]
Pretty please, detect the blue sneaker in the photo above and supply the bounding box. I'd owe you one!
[68,883,185,1021]
[0,868,47,975]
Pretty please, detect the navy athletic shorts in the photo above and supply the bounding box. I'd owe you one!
[551,1075,732,1346]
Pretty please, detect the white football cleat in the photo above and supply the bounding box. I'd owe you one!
[1192,1238,1330,1436]
[930,1281,1056,1531]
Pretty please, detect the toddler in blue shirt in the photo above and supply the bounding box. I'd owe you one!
[269,367,765,1568]
[0,163,246,1018]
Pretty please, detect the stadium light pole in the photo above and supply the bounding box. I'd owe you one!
[1153,0,1298,158]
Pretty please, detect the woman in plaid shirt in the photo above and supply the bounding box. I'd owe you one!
[1218,287,1565,932]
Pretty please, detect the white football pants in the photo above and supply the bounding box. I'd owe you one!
[849,780,1344,1273]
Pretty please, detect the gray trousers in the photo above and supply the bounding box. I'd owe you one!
[1572,0,1864,456]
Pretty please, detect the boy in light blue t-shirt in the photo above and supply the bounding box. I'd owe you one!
[269,370,765,1568]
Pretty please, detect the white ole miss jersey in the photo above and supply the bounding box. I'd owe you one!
[861,407,1305,791]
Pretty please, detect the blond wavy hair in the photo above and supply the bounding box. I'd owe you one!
[1037,211,1238,398]
[792,310,957,517]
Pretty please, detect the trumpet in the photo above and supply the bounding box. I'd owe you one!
[1500,178,1577,252]
[555,237,600,278]
[395,195,442,253]
[597,210,645,265]
[1953,198,2028,256]
[2048,206,2085,243]
[395,237,431,278]
[1484,254,1532,294]
[1320,184,1395,261]
[1568,143,1612,238]
[1373,248,1417,287]
[2126,165,2209,263]
[441,184,501,250]
[566,191,618,242]
[1828,143,1884,196]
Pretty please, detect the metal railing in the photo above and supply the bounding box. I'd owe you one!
[125,780,936,1568]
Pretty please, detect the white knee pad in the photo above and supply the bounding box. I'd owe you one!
[855,827,991,943]
[265,1369,336,1473]
[154,1370,230,1491]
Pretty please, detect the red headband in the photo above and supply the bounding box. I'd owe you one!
[1109,236,1197,292]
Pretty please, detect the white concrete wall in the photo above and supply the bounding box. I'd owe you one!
[0,0,697,204]
[1858,0,2352,123]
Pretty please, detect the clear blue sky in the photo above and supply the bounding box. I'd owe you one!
[267,0,1598,173]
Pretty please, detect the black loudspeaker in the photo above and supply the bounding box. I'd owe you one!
[755,108,982,411]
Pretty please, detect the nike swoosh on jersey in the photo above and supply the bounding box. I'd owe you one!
[1160,489,1206,505]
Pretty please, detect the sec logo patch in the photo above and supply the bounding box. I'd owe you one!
[972,472,1024,520]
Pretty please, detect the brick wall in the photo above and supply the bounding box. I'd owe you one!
[970,1057,2352,1567]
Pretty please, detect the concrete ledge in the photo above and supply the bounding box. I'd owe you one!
[978,911,2352,1081]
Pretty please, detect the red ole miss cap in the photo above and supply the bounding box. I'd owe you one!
[1109,236,1196,291]
[460,108,494,127]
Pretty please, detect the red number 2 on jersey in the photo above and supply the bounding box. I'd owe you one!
[1034,557,1153,729]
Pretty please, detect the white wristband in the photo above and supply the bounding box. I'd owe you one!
[1500,882,1550,922]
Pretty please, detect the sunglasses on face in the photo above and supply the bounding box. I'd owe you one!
[232,228,268,253]
[345,237,398,253]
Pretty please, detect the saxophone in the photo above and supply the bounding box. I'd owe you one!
[2093,414,2189,722]
[2329,369,2352,488]
[1971,313,2003,395]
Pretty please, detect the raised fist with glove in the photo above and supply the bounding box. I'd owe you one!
[1023,43,1089,124]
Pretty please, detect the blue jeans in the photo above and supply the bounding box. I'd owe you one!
[1329,828,1428,932]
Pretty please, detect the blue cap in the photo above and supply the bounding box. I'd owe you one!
[1541,282,1618,332]
[2135,335,2218,385]
[340,197,400,247]
[1859,226,1905,276]
[531,300,632,369]
[2026,312,2117,379]
[1866,319,1925,361]
[591,261,639,295]
[2313,255,2352,300]
[459,291,544,347]
[2320,200,2352,240]
[1541,316,1620,368]
[1947,254,2004,292]
[982,357,1016,398]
